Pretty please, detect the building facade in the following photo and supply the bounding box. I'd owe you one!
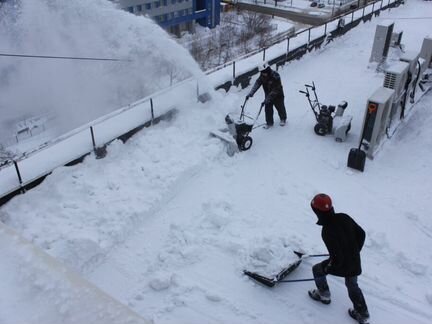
[117,0,220,35]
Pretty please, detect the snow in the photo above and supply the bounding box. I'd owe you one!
[0,0,204,151]
[1,1,432,324]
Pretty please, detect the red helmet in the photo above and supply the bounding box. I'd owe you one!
[311,193,332,212]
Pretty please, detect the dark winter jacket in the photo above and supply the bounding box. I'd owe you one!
[248,69,284,103]
[313,207,366,277]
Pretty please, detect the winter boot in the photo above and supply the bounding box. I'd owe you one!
[348,308,370,324]
[308,289,331,305]
[280,120,286,126]
[263,124,273,129]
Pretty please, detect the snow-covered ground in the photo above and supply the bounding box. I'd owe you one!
[1,1,432,323]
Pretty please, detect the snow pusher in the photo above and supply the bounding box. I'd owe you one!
[210,98,264,156]
[243,251,328,288]
[299,82,352,142]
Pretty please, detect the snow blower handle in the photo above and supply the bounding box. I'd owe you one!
[305,81,316,90]
[299,90,309,97]
[240,97,249,120]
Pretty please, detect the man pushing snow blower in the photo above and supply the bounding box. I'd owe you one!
[246,63,287,129]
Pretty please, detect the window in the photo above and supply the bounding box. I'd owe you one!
[145,3,151,9]
[136,5,142,12]
[127,6,133,13]
[154,1,160,8]
[163,0,167,5]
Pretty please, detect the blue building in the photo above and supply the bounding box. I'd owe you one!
[117,0,220,36]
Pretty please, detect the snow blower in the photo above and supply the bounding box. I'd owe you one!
[210,98,265,156]
[299,82,352,142]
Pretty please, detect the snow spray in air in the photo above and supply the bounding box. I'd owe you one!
[0,0,203,139]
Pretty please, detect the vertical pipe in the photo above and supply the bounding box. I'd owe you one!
[233,61,236,79]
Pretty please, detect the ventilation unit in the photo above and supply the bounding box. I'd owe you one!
[400,50,420,74]
[383,61,409,121]
[400,51,421,103]
[360,87,395,159]
[419,37,432,68]
[370,21,394,63]
[390,31,403,48]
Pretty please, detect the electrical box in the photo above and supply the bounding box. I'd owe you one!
[360,87,395,159]
[390,31,403,48]
[419,37,432,68]
[370,21,394,63]
[400,50,419,75]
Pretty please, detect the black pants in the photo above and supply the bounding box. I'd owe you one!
[312,262,369,315]
[265,96,287,125]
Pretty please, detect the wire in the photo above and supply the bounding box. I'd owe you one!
[0,53,130,62]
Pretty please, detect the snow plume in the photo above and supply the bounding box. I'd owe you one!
[0,0,202,136]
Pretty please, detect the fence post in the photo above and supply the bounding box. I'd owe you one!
[150,98,155,124]
[90,126,97,151]
[13,160,25,193]
[286,37,290,55]
[352,11,354,23]
[324,23,327,36]
[372,2,375,13]
[89,126,106,159]
[233,61,236,79]
[308,28,311,44]
[263,48,266,62]
[362,6,365,18]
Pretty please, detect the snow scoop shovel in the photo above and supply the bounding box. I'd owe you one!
[347,103,375,172]
[243,251,328,288]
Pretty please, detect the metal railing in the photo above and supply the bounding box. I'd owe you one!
[206,0,401,83]
[0,77,205,204]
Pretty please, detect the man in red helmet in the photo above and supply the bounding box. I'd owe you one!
[309,193,370,324]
